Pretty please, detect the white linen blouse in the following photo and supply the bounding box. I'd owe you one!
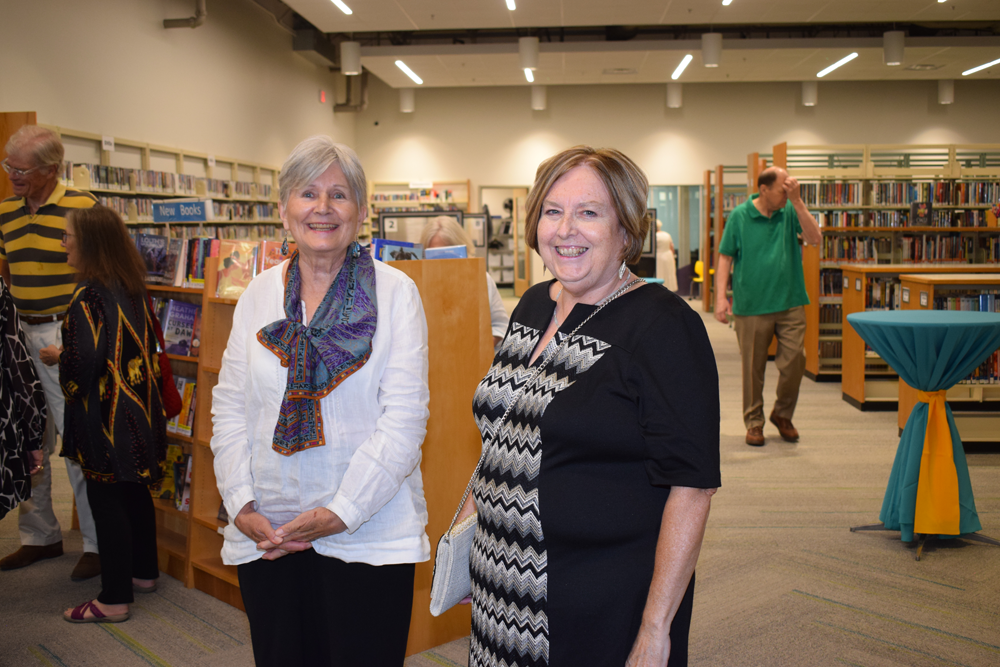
[210,258,431,566]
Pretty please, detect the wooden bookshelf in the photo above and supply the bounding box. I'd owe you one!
[841,265,1000,410]
[701,163,754,312]
[897,274,1000,441]
[365,180,472,240]
[773,142,1000,382]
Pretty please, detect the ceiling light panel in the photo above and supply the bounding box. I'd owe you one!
[817,52,859,77]
[962,57,1000,76]
[671,54,694,80]
[395,60,424,84]
[330,0,352,15]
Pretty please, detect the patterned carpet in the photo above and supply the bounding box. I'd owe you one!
[2,306,998,666]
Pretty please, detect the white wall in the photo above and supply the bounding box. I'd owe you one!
[0,0,354,167]
[355,76,1000,195]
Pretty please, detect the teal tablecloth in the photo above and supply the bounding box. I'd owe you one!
[846,311,1000,542]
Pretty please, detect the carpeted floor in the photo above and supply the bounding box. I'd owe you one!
[2,305,998,666]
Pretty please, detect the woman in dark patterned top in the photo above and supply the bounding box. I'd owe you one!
[0,277,47,519]
[53,206,166,623]
[454,147,721,666]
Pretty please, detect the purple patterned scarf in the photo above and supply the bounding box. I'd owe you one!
[256,244,377,455]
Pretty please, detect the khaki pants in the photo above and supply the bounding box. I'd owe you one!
[733,306,806,430]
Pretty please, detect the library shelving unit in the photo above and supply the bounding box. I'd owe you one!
[187,264,244,608]
[701,163,755,313]
[39,122,283,241]
[897,273,1000,441]
[841,265,1000,410]
[366,180,472,240]
[773,142,1000,383]
[148,282,204,584]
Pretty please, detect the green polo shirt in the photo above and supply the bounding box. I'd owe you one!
[718,195,809,317]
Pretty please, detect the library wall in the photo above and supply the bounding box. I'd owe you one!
[0,0,354,166]
[355,76,1000,196]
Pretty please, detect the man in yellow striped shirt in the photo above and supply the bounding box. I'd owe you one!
[0,126,100,580]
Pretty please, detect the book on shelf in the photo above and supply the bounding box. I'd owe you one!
[174,454,192,512]
[216,240,259,299]
[185,237,220,288]
[372,238,422,261]
[190,309,201,358]
[910,202,932,226]
[424,244,468,259]
[135,233,169,282]
[151,443,185,500]
[176,381,197,437]
[161,300,200,356]
[165,377,189,434]
[259,240,295,271]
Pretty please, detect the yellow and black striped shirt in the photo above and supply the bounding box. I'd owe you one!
[0,185,97,315]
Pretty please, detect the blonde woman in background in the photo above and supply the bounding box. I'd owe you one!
[421,216,510,349]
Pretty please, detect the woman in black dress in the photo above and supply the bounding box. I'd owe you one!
[53,206,167,623]
[457,146,721,666]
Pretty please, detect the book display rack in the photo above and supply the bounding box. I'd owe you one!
[771,143,1000,382]
[897,273,1000,441]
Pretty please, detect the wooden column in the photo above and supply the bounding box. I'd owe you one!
[0,112,37,201]
[389,257,494,656]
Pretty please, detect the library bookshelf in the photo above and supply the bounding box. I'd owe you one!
[772,142,1000,383]
[841,265,1000,410]
[37,118,283,241]
[701,163,755,313]
[896,273,1000,441]
[366,180,472,240]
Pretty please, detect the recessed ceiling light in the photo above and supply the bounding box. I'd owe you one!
[395,60,423,85]
[603,68,638,75]
[817,52,858,78]
[905,63,942,71]
[963,57,1000,76]
[722,0,734,5]
[506,0,516,9]
[671,54,693,80]
[331,0,353,15]
[524,68,534,83]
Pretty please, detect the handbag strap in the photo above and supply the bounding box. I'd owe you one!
[442,277,644,540]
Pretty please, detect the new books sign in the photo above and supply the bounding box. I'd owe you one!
[152,199,216,223]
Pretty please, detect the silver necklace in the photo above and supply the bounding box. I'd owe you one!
[551,271,640,328]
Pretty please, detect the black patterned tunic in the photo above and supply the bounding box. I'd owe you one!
[469,281,721,667]
[59,282,166,485]
[0,279,47,519]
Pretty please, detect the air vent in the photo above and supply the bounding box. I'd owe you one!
[905,64,942,71]
[602,68,638,75]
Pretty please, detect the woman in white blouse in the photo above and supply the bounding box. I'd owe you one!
[211,136,430,666]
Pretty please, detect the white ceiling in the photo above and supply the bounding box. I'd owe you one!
[282,0,1000,87]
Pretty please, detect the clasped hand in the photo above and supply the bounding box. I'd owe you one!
[234,503,347,560]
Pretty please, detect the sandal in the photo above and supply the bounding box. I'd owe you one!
[64,600,130,624]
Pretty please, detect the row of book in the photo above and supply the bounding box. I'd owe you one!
[933,290,1000,313]
[864,277,903,310]
[822,236,888,263]
[150,444,192,511]
[127,225,283,241]
[966,350,1000,384]
[722,193,748,209]
[818,303,843,325]
[136,234,287,298]
[818,340,843,360]
[819,270,843,296]
[821,235,999,264]
[370,239,471,262]
[871,180,1000,206]
[65,163,274,200]
[370,189,460,202]
[167,376,197,436]
[800,181,863,206]
[150,297,201,357]
[899,235,983,264]
[97,197,278,224]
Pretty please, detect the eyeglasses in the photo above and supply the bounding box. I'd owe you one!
[62,231,75,241]
[1,159,47,178]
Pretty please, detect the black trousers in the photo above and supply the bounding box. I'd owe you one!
[238,549,415,667]
[85,480,159,605]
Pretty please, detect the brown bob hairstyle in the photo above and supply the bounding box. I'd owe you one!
[524,145,650,265]
[68,206,149,298]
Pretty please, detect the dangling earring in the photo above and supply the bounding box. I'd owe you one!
[618,259,627,279]
[352,238,361,258]
[280,234,289,256]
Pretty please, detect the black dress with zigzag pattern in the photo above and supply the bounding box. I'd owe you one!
[469,280,721,667]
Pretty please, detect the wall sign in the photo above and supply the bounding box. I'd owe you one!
[902,287,910,304]
[920,291,929,307]
[855,278,862,292]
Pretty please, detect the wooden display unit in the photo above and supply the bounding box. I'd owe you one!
[897,273,1000,441]
[775,142,1000,382]
[702,163,755,313]
[841,265,1000,410]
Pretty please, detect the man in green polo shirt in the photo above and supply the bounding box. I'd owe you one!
[715,167,821,446]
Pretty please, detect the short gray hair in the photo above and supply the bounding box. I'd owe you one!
[5,126,64,168]
[420,216,475,257]
[279,136,367,212]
